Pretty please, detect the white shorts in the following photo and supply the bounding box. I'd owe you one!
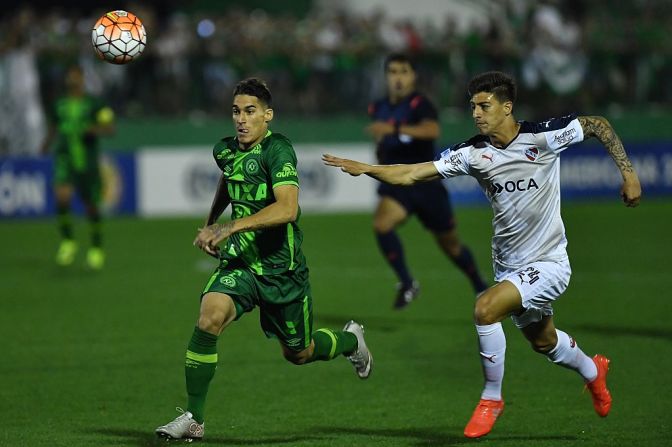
[494,259,572,329]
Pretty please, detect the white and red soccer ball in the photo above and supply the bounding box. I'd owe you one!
[91,10,146,64]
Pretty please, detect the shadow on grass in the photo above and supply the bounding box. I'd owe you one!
[91,427,326,446]
[313,426,578,447]
[91,426,579,447]
[315,313,467,333]
[570,323,672,341]
[313,425,466,446]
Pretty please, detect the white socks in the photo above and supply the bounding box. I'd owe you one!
[546,329,597,382]
[475,325,597,401]
[476,323,506,401]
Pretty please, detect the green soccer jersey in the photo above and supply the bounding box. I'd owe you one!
[213,130,305,275]
[51,95,106,172]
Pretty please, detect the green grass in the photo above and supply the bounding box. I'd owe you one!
[1,200,671,446]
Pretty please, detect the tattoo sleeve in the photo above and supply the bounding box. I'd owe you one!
[578,116,634,176]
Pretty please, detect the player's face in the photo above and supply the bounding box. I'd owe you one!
[470,92,512,135]
[232,94,273,149]
[386,61,416,99]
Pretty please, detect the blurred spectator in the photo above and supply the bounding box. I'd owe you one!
[521,0,587,117]
[0,8,47,155]
[0,0,670,145]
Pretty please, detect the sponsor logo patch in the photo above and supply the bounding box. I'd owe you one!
[276,162,297,178]
[553,128,577,146]
[285,338,302,347]
[480,353,497,363]
[489,178,539,195]
[443,153,461,167]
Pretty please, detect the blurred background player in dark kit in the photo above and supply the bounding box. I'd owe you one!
[366,53,487,309]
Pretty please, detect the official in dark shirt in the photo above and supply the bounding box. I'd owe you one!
[366,53,487,309]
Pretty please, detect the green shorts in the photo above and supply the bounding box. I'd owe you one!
[202,262,313,351]
[54,156,101,204]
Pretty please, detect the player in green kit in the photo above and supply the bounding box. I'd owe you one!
[155,78,373,441]
[41,65,115,269]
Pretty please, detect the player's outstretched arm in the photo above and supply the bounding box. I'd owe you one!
[578,116,642,207]
[322,153,440,185]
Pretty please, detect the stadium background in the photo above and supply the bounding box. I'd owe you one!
[1,1,670,446]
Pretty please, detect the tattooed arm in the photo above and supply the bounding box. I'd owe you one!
[578,116,641,207]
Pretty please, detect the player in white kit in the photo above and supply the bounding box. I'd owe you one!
[322,71,641,438]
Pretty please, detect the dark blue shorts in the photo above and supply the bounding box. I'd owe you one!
[378,181,455,232]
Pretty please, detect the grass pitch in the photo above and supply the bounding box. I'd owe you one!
[1,200,670,446]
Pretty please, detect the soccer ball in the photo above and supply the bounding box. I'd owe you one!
[91,10,146,64]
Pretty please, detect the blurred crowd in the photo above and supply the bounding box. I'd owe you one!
[1,0,671,154]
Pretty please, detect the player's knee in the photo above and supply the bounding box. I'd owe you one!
[283,349,310,365]
[446,242,462,258]
[373,219,394,234]
[197,312,226,334]
[435,231,461,257]
[474,297,499,325]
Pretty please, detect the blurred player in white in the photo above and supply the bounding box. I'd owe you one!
[323,71,641,438]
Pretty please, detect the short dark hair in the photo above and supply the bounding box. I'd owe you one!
[233,78,272,107]
[384,53,417,72]
[467,71,517,103]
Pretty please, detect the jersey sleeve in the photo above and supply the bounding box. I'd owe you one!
[433,145,471,178]
[268,139,299,188]
[410,95,438,122]
[541,114,585,154]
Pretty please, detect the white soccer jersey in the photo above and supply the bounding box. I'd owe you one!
[433,114,585,268]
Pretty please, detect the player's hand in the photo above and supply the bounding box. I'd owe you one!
[322,154,369,176]
[366,121,395,141]
[621,176,641,207]
[193,222,235,257]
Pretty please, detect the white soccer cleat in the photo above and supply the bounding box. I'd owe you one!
[343,320,373,379]
[155,407,204,440]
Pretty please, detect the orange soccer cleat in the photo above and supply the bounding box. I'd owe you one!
[464,399,505,438]
[585,354,612,417]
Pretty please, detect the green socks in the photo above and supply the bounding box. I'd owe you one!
[185,327,218,423]
[89,213,102,247]
[310,328,358,362]
[57,205,72,240]
[184,326,356,420]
